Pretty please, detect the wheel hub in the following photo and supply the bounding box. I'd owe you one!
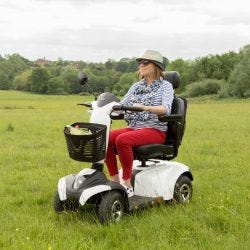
[180,183,191,202]
[111,200,123,221]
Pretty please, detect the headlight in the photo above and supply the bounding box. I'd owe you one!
[73,175,86,189]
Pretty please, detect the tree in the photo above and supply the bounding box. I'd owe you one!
[127,58,138,72]
[0,62,11,89]
[60,66,80,93]
[105,69,121,91]
[112,72,136,96]
[215,52,240,80]
[13,70,32,91]
[105,59,115,70]
[115,58,129,72]
[229,45,250,97]
[167,59,194,91]
[0,53,29,89]
[192,52,240,82]
[47,77,68,94]
[30,68,50,94]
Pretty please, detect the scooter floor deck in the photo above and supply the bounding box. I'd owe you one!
[128,195,164,211]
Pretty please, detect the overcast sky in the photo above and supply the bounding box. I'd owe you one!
[1,0,250,62]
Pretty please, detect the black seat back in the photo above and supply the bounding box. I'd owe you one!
[164,71,181,89]
[165,96,187,159]
[163,71,187,159]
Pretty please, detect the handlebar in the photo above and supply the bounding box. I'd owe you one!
[111,105,184,123]
[77,102,92,107]
[112,105,144,112]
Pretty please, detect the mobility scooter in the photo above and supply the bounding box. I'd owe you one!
[54,71,193,224]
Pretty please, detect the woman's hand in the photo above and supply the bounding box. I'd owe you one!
[143,105,167,115]
[133,103,144,108]
[133,103,167,115]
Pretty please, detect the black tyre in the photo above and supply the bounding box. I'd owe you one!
[97,191,125,225]
[54,190,79,212]
[173,175,192,204]
[54,190,66,212]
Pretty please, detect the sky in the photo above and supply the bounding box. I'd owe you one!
[0,0,250,62]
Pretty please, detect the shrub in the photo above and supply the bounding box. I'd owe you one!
[217,81,230,98]
[182,79,226,97]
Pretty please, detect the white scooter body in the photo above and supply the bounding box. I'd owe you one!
[121,160,191,200]
[57,92,192,209]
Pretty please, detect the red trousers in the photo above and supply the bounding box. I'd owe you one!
[105,128,166,180]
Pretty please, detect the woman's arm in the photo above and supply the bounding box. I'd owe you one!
[143,105,167,115]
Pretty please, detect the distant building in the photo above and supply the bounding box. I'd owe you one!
[34,57,51,67]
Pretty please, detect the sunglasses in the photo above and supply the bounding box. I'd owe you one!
[138,60,151,66]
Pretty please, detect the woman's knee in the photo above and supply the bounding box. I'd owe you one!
[115,134,131,148]
[109,128,130,145]
[108,131,118,146]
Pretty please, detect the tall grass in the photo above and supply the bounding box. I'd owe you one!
[0,91,249,249]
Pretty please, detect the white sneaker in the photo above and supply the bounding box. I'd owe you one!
[121,183,134,197]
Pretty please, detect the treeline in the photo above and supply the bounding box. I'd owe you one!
[0,44,249,98]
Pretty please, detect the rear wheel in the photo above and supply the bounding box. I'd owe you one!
[173,175,192,203]
[97,191,126,224]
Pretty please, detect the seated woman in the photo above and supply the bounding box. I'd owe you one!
[105,50,174,197]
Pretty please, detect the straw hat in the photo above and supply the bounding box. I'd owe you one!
[136,50,164,70]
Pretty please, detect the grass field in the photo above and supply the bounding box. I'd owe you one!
[0,90,249,250]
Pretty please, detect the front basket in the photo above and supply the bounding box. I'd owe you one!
[64,122,107,162]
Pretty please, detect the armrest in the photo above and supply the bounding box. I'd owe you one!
[158,114,183,122]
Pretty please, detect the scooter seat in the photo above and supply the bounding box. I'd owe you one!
[133,144,174,159]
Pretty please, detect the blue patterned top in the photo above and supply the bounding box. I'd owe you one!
[121,78,174,131]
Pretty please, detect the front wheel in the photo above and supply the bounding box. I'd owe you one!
[97,191,126,224]
[54,190,66,212]
[54,190,79,212]
[173,175,192,203]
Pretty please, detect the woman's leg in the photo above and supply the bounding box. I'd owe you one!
[115,128,166,186]
[105,128,133,180]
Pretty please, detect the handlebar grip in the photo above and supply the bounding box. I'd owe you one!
[112,105,123,110]
[112,105,144,112]
[77,102,92,107]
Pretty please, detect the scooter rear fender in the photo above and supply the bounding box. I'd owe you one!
[131,160,193,200]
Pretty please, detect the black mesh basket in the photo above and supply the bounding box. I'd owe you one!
[64,122,107,162]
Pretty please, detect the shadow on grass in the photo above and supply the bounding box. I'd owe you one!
[53,204,99,225]
[53,199,191,227]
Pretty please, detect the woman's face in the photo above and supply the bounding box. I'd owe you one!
[138,61,157,79]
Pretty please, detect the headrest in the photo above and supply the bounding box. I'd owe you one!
[164,71,180,89]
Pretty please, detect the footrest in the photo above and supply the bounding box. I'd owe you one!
[128,195,164,211]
